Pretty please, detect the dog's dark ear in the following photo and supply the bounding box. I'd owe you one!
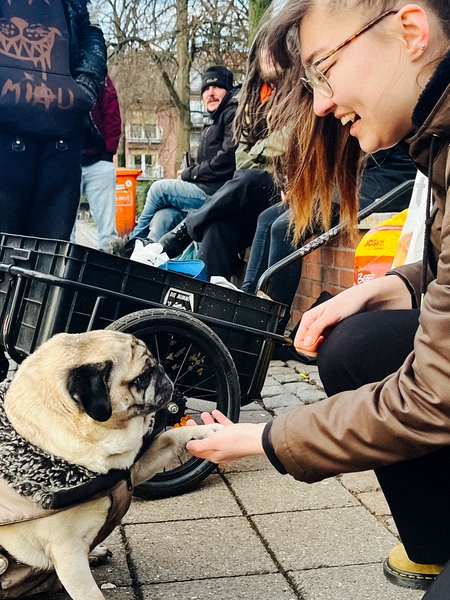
[67,361,113,422]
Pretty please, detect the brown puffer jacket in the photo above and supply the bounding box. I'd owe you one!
[267,53,450,483]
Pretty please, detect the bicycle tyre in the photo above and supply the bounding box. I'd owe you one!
[107,307,240,498]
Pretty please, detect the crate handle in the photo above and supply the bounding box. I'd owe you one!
[10,248,33,262]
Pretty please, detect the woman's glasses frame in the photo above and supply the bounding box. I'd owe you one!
[300,10,399,97]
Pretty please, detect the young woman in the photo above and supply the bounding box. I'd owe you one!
[187,1,450,592]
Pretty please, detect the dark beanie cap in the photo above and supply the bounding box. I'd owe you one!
[201,66,233,95]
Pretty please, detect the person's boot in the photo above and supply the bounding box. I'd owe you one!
[159,220,192,258]
[383,544,444,590]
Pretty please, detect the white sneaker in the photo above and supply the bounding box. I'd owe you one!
[130,240,169,267]
[210,276,241,291]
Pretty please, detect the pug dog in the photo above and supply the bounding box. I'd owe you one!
[0,330,219,600]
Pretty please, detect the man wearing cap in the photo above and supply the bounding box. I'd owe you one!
[129,66,238,242]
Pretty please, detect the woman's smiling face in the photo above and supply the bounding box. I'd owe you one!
[299,4,423,153]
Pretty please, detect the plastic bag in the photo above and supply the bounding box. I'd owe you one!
[354,210,408,285]
[129,239,206,280]
[392,171,427,268]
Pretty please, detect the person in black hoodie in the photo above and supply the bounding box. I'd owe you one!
[0,0,107,240]
[0,0,107,380]
[129,66,238,242]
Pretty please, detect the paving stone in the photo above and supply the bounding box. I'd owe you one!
[267,360,289,369]
[240,401,265,412]
[359,491,392,518]
[124,474,240,524]
[252,507,397,572]
[141,573,297,599]
[262,393,304,410]
[290,564,424,600]
[278,384,327,404]
[126,517,276,584]
[218,454,272,474]
[271,372,301,384]
[340,471,380,494]
[261,375,277,387]
[267,366,296,375]
[225,471,358,515]
[260,384,286,397]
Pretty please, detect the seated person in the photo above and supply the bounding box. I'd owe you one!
[241,145,418,350]
[158,29,287,280]
[128,66,237,242]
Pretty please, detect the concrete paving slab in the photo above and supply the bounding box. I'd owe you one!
[290,564,424,600]
[238,407,273,422]
[340,470,380,494]
[141,573,297,599]
[123,474,241,524]
[218,454,273,473]
[252,507,397,571]
[358,491,392,518]
[125,516,276,584]
[225,471,359,514]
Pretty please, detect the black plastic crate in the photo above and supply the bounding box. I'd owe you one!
[0,234,285,402]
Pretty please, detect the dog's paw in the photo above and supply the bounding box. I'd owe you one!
[88,544,113,567]
[183,423,221,441]
[133,423,222,484]
[168,423,221,464]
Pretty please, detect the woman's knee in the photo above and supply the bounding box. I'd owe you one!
[318,309,419,396]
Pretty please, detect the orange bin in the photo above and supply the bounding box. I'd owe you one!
[115,168,142,236]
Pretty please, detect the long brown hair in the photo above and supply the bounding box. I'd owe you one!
[265,0,449,244]
[233,28,274,147]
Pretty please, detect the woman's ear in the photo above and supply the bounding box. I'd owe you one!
[396,4,430,60]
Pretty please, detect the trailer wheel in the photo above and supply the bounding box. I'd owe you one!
[107,308,240,498]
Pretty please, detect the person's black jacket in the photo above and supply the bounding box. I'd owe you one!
[180,87,239,195]
[64,0,108,107]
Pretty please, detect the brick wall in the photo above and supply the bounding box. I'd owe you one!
[290,212,397,326]
[290,232,361,323]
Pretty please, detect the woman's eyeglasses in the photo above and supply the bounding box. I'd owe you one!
[300,10,398,98]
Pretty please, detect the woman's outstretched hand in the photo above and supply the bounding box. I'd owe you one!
[186,410,266,463]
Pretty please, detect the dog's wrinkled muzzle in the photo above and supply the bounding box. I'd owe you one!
[154,364,174,408]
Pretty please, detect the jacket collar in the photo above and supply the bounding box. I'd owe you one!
[412,50,450,128]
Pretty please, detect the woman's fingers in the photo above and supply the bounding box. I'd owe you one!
[185,410,234,427]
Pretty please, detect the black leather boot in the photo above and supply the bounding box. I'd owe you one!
[159,220,192,258]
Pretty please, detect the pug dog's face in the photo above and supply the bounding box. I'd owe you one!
[65,332,174,423]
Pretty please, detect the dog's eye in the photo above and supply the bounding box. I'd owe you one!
[131,369,152,392]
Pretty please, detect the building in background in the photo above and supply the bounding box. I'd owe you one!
[123,90,206,182]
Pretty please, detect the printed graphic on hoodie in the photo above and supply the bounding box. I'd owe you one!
[0,0,92,137]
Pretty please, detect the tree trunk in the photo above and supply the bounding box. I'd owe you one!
[176,0,192,168]
[248,0,272,43]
